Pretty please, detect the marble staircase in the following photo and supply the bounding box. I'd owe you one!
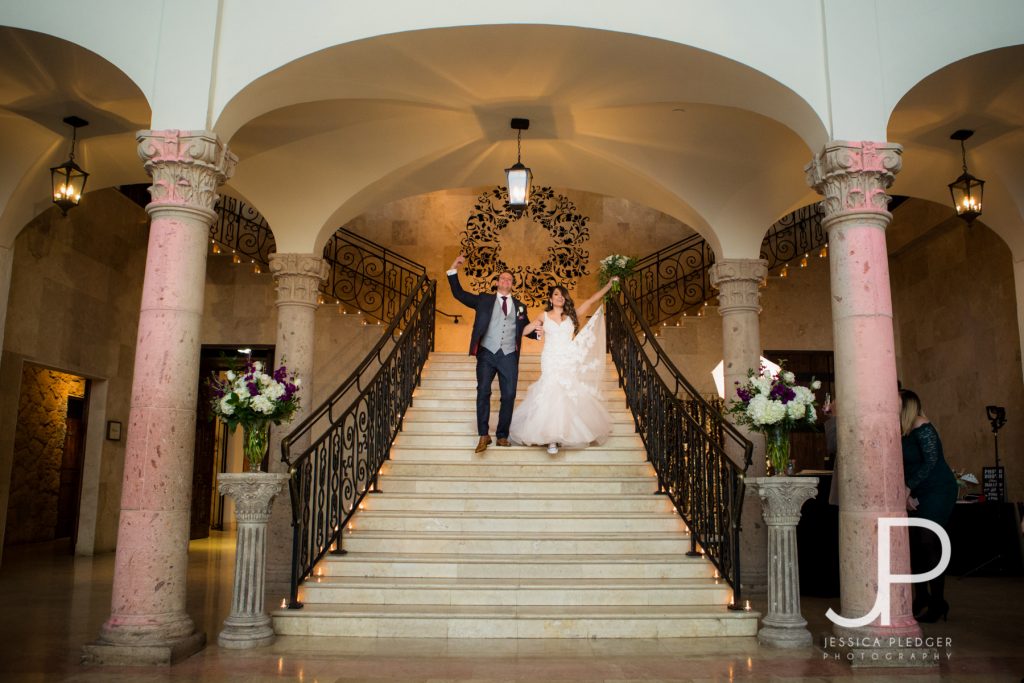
[272,352,758,638]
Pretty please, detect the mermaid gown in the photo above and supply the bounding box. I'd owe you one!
[509,307,612,447]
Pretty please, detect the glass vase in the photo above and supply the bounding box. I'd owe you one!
[242,421,270,473]
[764,424,791,476]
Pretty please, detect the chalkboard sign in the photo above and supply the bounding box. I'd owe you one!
[983,466,1006,503]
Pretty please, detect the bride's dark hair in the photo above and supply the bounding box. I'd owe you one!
[545,285,579,334]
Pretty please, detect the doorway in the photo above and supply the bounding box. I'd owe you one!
[191,345,275,539]
[4,364,88,551]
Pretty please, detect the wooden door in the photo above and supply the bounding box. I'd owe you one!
[55,396,86,546]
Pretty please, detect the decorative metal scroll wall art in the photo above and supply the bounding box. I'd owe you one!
[458,186,591,307]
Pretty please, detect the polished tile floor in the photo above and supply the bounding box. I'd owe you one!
[1,533,1021,682]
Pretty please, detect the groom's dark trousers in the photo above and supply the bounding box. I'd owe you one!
[476,347,518,439]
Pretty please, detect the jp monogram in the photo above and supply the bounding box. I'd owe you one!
[826,517,951,627]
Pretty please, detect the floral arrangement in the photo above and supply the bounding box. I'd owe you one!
[208,359,302,471]
[727,364,820,474]
[598,254,637,293]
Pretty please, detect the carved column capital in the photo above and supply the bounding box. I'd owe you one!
[709,258,768,315]
[805,141,902,229]
[746,476,819,526]
[269,253,330,308]
[137,130,237,215]
[217,473,289,524]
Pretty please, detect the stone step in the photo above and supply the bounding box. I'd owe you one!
[386,448,645,463]
[391,432,641,449]
[272,603,758,639]
[409,397,630,410]
[298,576,729,607]
[400,418,637,435]
[380,460,653,479]
[379,475,657,495]
[317,551,710,580]
[419,374,620,387]
[356,493,671,513]
[339,530,691,555]
[403,407,634,423]
[351,510,685,533]
[413,387,626,400]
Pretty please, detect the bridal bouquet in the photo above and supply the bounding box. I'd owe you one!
[727,364,820,475]
[208,359,302,471]
[598,254,637,293]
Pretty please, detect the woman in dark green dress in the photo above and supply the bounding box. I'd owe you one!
[900,389,958,623]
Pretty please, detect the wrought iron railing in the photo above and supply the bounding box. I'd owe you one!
[281,276,436,608]
[606,288,753,606]
[628,204,829,326]
[321,228,425,323]
[206,199,426,324]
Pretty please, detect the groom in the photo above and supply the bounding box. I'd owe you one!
[447,254,536,453]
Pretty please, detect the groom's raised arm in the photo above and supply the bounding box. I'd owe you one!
[446,254,479,308]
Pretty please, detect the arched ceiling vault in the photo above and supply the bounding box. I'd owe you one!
[220,25,825,257]
[888,45,1024,259]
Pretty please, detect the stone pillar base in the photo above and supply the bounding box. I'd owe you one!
[218,615,275,649]
[758,624,812,649]
[81,631,206,666]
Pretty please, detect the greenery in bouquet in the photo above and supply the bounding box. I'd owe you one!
[598,254,637,293]
[726,364,820,432]
[207,359,302,432]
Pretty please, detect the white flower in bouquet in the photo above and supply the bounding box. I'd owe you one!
[207,359,303,432]
[598,253,638,293]
[727,362,821,432]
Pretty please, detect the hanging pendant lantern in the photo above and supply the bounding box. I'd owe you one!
[948,129,984,225]
[505,118,532,214]
[50,116,90,215]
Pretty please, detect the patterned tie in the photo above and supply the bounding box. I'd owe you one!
[501,296,508,316]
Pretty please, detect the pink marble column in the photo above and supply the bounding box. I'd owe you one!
[710,258,769,597]
[806,141,922,651]
[83,131,236,666]
[264,253,329,607]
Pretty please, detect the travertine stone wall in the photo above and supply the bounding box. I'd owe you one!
[889,207,1024,501]
[4,365,86,544]
[0,189,148,553]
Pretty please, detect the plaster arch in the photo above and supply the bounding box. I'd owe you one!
[219,24,824,260]
[887,44,1024,260]
[0,26,151,246]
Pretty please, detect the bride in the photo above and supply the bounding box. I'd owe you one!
[509,277,618,454]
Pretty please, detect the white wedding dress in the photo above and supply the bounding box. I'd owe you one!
[509,307,612,447]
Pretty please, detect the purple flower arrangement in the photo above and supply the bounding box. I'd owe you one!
[208,359,302,432]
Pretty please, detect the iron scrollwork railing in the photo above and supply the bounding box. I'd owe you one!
[321,228,425,323]
[281,276,436,608]
[207,199,427,325]
[606,289,753,607]
[628,204,829,327]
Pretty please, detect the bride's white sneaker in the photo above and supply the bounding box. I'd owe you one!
[546,443,559,455]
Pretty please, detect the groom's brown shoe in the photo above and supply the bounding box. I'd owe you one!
[475,435,491,453]
[496,438,511,447]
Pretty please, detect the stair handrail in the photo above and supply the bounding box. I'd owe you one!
[628,204,829,326]
[281,275,436,608]
[206,196,427,324]
[606,288,753,608]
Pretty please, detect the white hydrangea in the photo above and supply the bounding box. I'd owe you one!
[263,380,285,400]
[752,374,773,395]
[782,371,795,384]
[225,370,235,381]
[251,395,275,414]
[219,395,235,415]
[746,395,787,425]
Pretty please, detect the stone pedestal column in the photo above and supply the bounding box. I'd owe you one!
[710,258,769,598]
[82,131,236,666]
[806,141,922,652]
[264,253,329,607]
[747,476,819,648]
[217,472,289,649]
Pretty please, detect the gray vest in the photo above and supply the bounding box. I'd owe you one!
[480,295,517,355]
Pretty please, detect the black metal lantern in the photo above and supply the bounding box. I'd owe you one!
[50,116,89,215]
[948,129,984,225]
[505,118,532,214]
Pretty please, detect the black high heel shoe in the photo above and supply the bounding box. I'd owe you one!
[917,599,949,623]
